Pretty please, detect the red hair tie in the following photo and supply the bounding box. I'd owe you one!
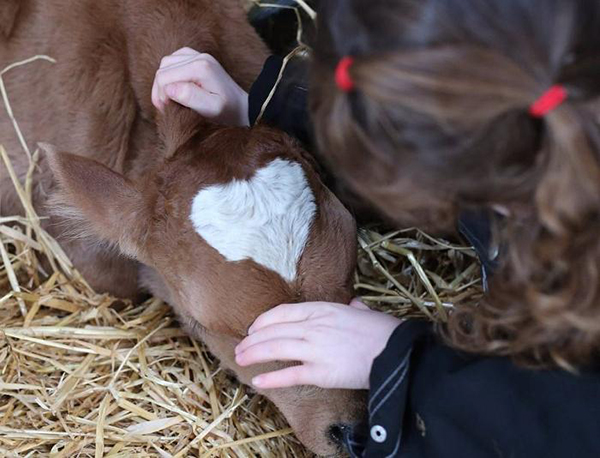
[335,56,355,92]
[529,85,567,118]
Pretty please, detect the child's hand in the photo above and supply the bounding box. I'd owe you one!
[151,47,250,126]
[235,300,403,390]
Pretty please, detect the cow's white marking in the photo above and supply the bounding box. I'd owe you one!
[190,159,316,282]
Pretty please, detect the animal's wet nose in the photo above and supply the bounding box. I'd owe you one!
[329,423,353,445]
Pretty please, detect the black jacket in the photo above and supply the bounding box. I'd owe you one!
[248,56,600,458]
[346,321,600,458]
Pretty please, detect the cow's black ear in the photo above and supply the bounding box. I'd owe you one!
[0,0,21,39]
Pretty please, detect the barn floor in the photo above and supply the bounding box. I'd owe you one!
[0,1,483,457]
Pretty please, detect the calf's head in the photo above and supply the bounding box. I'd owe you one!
[42,125,364,456]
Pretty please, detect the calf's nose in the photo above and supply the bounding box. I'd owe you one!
[329,423,354,446]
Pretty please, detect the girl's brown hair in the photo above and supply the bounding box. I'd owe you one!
[311,0,600,368]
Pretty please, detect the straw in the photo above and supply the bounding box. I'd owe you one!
[0,2,483,456]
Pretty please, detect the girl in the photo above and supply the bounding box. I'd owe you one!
[152,0,600,456]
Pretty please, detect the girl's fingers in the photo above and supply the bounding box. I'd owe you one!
[252,365,314,389]
[235,339,311,367]
[235,322,306,355]
[165,82,222,114]
[154,59,197,107]
[349,298,370,310]
[159,54,198,70]
[158,51,216,72]
[152,49,212,110]
[248,303,320,334]
[151,77,161,110]
[172,46,200,56]
[154,59,215,103]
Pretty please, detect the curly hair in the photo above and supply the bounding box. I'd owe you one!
[311,0,600,368]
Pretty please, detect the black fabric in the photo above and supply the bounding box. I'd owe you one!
[458,210,498,291]
[346,321,600,457]
[248,55,312,148]
[248,1,318,56]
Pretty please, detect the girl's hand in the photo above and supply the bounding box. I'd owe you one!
[235,300,403,390]
[151,47,250,126]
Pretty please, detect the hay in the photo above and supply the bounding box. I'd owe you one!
[0,3,483,456]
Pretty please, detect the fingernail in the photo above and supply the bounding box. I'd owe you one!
[252,376,263,387]
[234,344,241,354]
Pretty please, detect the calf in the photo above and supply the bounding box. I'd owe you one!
[0,0,364,455]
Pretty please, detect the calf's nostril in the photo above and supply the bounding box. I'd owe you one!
[329,423,352,444]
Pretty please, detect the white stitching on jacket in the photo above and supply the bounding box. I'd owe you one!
[369,349,412,421]
[368,349,411,411]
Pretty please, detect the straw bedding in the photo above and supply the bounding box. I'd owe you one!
[0,2,483,457]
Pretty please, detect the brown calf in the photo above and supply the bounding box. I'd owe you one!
[0,0,364,455]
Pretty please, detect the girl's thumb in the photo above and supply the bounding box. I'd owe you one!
[349,298,370,310]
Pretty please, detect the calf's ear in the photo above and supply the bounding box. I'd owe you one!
[40,143,149,259]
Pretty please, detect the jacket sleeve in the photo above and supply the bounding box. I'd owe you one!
[248,55,313,148]
[343,320,431,458]
[344,321,600,458]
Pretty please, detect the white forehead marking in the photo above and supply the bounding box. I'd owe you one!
[190,158,316,282]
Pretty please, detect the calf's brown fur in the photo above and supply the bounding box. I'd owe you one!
[0,0,364,454]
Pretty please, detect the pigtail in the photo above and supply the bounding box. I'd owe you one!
[536,105,600,235]
[446,97,600,368]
